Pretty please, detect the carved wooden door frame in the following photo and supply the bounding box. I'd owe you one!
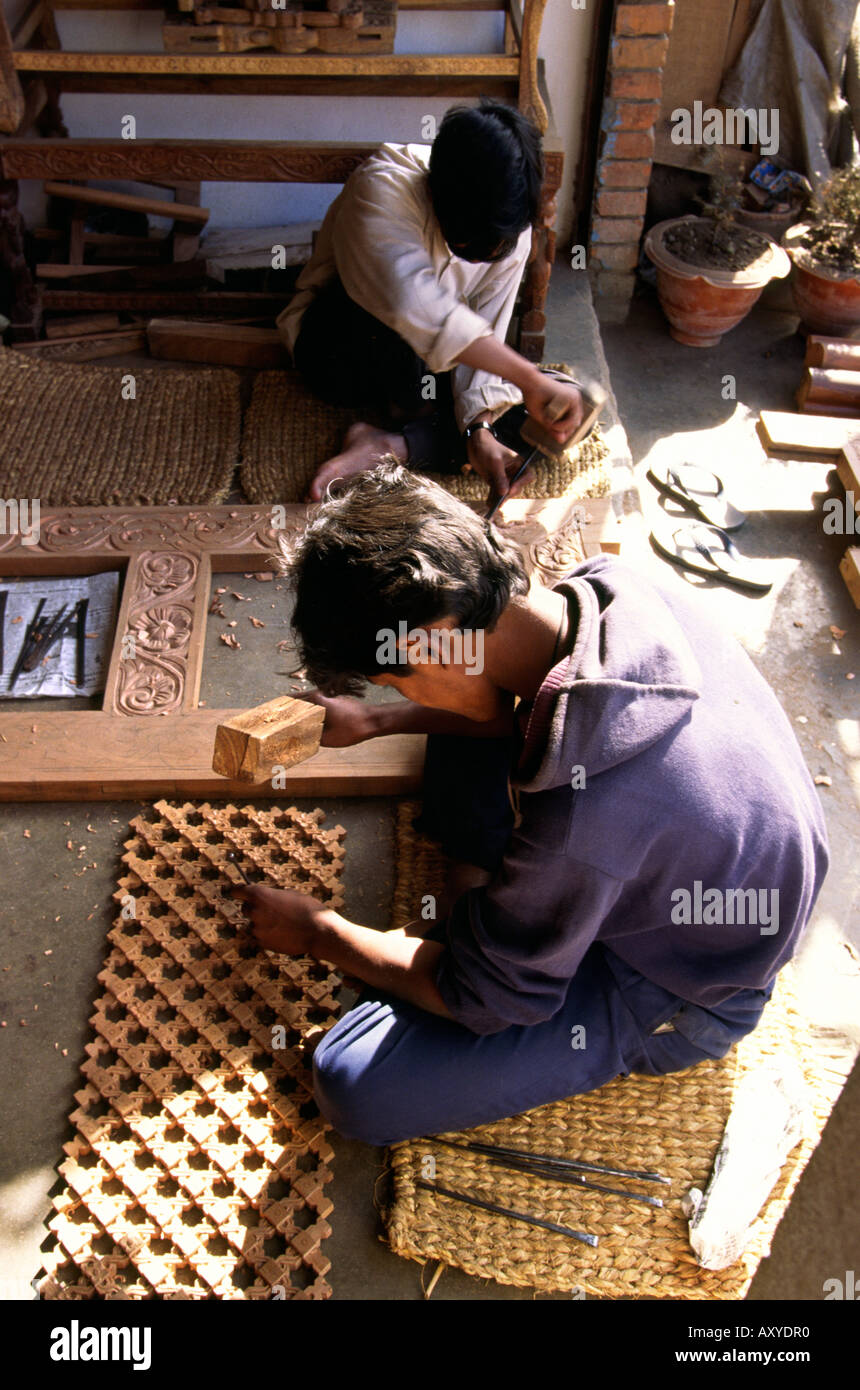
[0,497,617,800]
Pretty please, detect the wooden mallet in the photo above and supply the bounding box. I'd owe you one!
[212,694,325,783]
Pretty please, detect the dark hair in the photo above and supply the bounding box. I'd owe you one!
[278,460,529,695]
[428,99,544,263]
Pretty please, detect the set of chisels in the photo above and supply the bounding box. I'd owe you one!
[0,591,89,691]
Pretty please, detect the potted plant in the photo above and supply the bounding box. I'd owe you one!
[644,171,791,347]
[783,166,860,336]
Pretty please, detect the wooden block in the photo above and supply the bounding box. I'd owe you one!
[44,180,210,227]
[797,367,860,411]
[839,548,860,608]
[805,336,860,371]
[837,439,860,496]
[212,696,326,782]
[147,318,288,367]
[757,410,860,458]
[45,312,121,339]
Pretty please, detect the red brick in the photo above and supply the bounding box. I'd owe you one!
[591,244,640,272]
[597,158,652,188]
[612,35,670,68]
[615,3,674,37]
[591,216,643,244]
[596,188,648,218]
[603,129,656,159]
[607,99,662,131]
[610,69,663,100]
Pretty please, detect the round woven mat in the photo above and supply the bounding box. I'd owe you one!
[383,804,854,1299]
[0,347,240,506]
[239,369,611,505]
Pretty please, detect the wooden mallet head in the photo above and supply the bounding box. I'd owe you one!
[212,695,325,783]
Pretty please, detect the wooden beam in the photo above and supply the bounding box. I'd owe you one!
[11,327,147,360]
[41,288,286,313]
[0,711,426,801]
[13,51,520,78]
[147,318,289,367]
[1,137,374,183]
[17,73,517,98]
[44,179,211,225]
[212,696,326,782]
[45,311,121,337]
[12,1,47,51]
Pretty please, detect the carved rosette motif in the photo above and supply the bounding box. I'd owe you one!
[114,550,198,717]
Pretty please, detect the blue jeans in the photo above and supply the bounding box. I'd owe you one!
[312,735,771,1146]
[313,943,770,1146]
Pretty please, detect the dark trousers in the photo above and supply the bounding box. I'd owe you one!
[292,276,531,474]
[312,734,773,1145]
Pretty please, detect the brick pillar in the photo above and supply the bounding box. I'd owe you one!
[588,0,675,324]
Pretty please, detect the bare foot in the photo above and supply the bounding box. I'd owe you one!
[307,421,408,502]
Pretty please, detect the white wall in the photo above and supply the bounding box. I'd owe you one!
[4,1,593,244]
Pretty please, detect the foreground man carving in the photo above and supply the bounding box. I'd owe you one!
[232,463,828,1145]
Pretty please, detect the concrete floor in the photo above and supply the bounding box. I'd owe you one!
[0,267,858,1301]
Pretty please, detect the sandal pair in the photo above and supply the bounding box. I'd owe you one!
[647,463,770,594]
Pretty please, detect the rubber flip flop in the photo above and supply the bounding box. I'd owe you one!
[647,462,746,531]
[650,522,772,594]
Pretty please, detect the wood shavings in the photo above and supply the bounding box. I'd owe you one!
[814,775,832,787]
[231,592,252,602]
[23,829,31,838]
[220,633,241,650]
[249,617,265,628]
[10,615,22,625]
[252,573,273,582]
[829,625,846,640]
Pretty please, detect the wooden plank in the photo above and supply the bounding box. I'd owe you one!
[11,327,147,359]
[14,51,520,77]
[212,696,326,781]
[44,179,211,225]
[41,288,286,312]
[757,410,860,458]
[20,73,517,99]
[11,1,48,51]
[0,711,426,800]
[805,336,860,371]
[45,311,121,338]
[147,318,289,367]
[839,548,860,610]
[37,262,137,278]
[1,137,374,183]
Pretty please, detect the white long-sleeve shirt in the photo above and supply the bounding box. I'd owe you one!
[276,142,531,432]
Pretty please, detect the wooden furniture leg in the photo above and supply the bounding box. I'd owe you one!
[519,146,562,364]
[0,177,41,338]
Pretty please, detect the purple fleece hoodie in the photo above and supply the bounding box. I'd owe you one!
[435,555,829,1035]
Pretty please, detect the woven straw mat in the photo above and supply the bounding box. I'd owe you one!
[39,799,345,1301]
[382,803,855,1299]
[0,347,240,506]
[239,366,611,505]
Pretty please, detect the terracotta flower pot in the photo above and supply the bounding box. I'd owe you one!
[644,215,791,348]
[783,223,860,336]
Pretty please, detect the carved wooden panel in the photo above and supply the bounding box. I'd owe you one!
[0,139,374,185]
[0,499,618,800]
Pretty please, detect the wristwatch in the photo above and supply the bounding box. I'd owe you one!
[463,421,495,441]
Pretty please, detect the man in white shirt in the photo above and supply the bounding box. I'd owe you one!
[277,101,583,505]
